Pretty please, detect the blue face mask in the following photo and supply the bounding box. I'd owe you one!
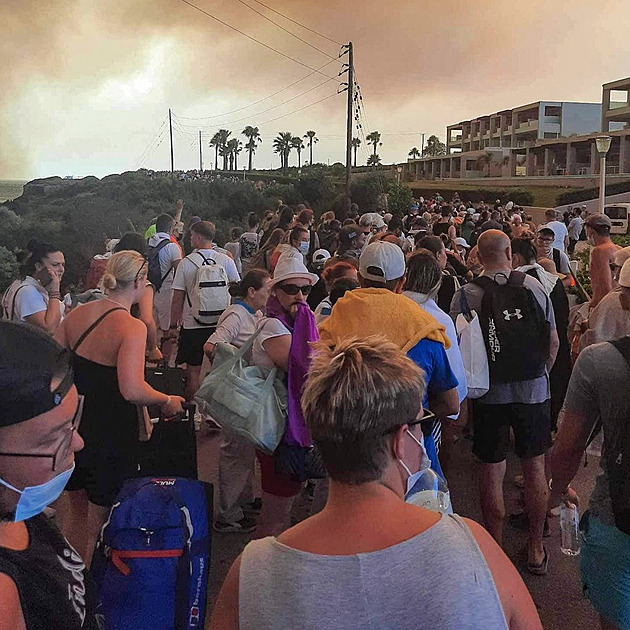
[299,240,310,255]
[0,464,75,522]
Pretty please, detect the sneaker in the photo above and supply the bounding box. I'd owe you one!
[213,515,257,533]
[243,498,262,515]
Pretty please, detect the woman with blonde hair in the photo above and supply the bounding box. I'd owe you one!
[54,250,184,565]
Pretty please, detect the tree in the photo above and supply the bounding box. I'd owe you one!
[367,154,382,167]
[422,135,446,157]
[209,132,222,170]
[273,131,293,174]
[351,137,361,167]
[387,181,413,215]
[408,147,421,159]
[242,126,261,171]
[303,130,318,166]
[291,136,305,167]
[216,129,232,170]
[226,138,242,171]
[366,131,382,157]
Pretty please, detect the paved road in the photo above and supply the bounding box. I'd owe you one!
[198,427,600,629]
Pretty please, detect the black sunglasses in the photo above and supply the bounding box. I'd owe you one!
[383,408,437,436]
[0,395,84,472]
[278,283,312,296]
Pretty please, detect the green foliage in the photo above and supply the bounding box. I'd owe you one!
[387,181,413,216]
[422,135,447,157]
[350,172,389,213]
[556,180,630,206]
[408,187,534,206]
[0,246,18,293]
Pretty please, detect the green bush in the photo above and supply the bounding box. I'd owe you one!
[0,246,18,293]
[387,181,413,216]
[409,188,534,206]
[556,180,630,206]
[350,173,390,213]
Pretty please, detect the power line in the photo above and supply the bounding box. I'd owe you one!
[247,0,342,46]
[134,117,168,168]
[233,0,336,60]
[172,59,339,121]
[179,0,336,79]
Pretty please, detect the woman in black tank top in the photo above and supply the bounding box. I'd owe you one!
[54,251,184,566]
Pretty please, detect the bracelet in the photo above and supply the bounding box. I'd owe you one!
[48,292,61,300]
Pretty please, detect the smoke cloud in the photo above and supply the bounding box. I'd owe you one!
[1,0,629,178]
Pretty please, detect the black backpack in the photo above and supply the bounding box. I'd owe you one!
[472,271,551,383]
[601,337,630,534]
[147,238,172,291]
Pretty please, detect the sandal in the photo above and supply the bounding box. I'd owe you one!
[527,545,549,576]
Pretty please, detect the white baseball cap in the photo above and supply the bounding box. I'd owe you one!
[359,241,406,283]
[454,237,471,249]
[620,258,630,288]
[312,248,331,264]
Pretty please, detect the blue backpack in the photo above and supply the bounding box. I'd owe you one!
[91,477,213,630]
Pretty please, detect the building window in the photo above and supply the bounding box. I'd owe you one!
[543,132,559,139]
[544,106,561,117]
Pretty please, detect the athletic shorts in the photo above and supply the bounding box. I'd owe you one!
[472,400,552,463]
[152,287,172,331]
[66,453,138,506]
[581,511,630,630]
[176,327,214,367]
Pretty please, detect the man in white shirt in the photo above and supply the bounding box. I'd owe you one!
[540,209,569,253]
[567,209,584,255]
[171,220,240,400]
[148,214,183,360]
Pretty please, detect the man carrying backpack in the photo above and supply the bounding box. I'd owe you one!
[170,221,240,401]
[450,230,559,575]
[549,336,630,629]
[148,214,182,362]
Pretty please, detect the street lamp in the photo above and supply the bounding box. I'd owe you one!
[397,165,403,184]
[595,135,612,214]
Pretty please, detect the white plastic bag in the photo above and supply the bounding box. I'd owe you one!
[456,311,489,399]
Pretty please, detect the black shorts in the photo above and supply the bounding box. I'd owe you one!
[176,327,215,367]
[66,453,138,506]
[472,401,552,464]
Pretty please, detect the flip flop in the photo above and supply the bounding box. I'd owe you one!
[527,545,549,576]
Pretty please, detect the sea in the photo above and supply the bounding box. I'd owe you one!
[0,180,27,202]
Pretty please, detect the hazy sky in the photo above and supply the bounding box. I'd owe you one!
[2,0,630,180]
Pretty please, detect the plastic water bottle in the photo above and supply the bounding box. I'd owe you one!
[560,504,581,556]
[406,468,453,514]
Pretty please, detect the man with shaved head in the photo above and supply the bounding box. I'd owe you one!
[450,230,559,576]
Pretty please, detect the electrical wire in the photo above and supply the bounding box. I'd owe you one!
[179,0,337,79]
[134,117,168,169]
[247,0,342,45]
[233,0,337,60]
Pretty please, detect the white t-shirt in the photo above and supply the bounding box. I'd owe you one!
[541,220,568,253]
[2,279,22,319]
[568,216,584,240]
[240,232,260,263]
[206,302,260,349]
[172,248,240,329]
[13,276,64,322]
[148,232,182,293]
[251,317,291,370]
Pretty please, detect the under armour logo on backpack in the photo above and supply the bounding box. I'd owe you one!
[503,309,523,321]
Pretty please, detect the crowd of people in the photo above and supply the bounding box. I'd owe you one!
[1,190,629,630]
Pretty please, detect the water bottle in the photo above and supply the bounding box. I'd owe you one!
[406,468,453,514]
[560,503,581,556]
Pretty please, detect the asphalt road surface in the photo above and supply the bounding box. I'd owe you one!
[198,427,601,629]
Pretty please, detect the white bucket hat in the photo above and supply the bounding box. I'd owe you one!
[272,251,319,286]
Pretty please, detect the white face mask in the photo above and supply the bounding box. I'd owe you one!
[398,429,431,498]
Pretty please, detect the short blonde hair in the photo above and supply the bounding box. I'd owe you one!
[303,336,426,484]
[102,250,146,292]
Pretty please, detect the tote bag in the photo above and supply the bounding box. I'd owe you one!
[456,311,489,399]
[195,329,287,454]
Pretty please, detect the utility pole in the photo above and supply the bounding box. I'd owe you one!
[344,42,354,205]
[168,108,174,173]
[198,130,203,172]
[421,132,426,157]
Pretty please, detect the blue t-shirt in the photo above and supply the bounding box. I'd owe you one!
[406,338,458,478]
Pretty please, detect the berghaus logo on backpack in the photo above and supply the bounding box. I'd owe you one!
[151,478,176,486]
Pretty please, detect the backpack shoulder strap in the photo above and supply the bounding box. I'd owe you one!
[72,307,126,353]
[471,275,497,293]
[507,270,526,287]
[197,251,215,266]
[552,248,561,269]
[10,284,26,320]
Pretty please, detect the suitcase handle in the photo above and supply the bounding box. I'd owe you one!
[163,401,196,423]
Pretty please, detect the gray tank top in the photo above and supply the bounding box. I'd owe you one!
[239,514,509,630]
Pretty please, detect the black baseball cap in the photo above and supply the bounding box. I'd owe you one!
[0,322,74,427]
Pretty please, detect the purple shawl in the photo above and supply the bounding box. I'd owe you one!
[266,295,319,447]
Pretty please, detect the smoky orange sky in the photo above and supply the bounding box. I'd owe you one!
[1,0,629,179]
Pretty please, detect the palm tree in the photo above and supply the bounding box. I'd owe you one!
[226,138,242,171]
[367,154,382,168]
[209,132,222,170]
[217,129,231,170]
[292,136,305,167]
[273,131,293,174]
[366,131,382,158]
[408,147,421,159]
[242,126,262,171]
[351,137,361,167]
[422,135,447,157]
[303,130,318,165]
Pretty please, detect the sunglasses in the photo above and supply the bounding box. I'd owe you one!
[278,283,312,296]
[383,408,436,436]
[0,395,84,471]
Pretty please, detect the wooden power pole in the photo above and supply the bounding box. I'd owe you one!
[345,42,354,204]
[199,130,203,172]
[168,108,174,173]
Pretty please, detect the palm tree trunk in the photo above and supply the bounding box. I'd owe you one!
[248,148,253,171]
[234,152,238,171]
[214,146,218,170]
[309,140,313,166]
[223,152,228,171]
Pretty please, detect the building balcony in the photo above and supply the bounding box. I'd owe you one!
[516,120,539,133]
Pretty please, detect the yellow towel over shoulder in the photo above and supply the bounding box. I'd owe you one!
[318,288,450,353]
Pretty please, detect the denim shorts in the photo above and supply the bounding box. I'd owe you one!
[581,511,630,629]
